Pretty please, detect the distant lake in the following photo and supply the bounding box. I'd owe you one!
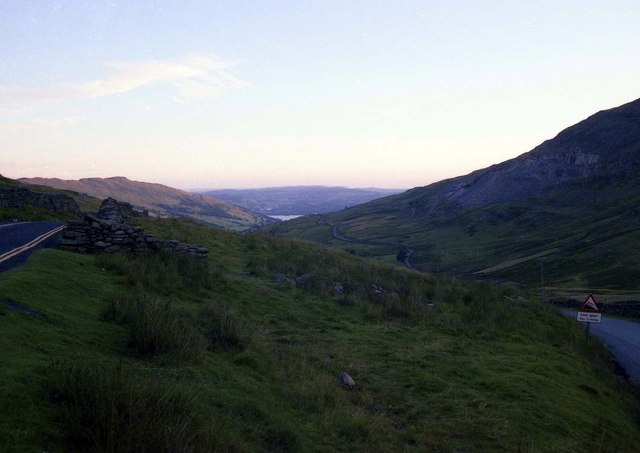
[269,215,303,221]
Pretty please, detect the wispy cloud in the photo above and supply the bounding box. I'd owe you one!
[0,55,244,104]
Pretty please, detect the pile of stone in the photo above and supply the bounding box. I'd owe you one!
[58,198,208,261]
[97,197,145,222]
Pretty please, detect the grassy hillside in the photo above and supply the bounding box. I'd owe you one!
[268,99,640,302]
[0,174,100,221]
[268,174,640,305]
[20,176,272,230]
[1,218,638,451]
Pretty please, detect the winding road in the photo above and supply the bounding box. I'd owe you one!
[0,221,66,273]
[563,309,640,383]
[331,225,417,271]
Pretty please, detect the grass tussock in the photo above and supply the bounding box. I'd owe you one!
[198,303,252,351]
[96,251,216,295]
[45,361,207,453]
[102,292,206,361]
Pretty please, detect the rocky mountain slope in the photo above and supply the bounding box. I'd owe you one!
[19,176,273,230]
[198,186,402,216]
[400,97,640,214]
[269,97,640,292]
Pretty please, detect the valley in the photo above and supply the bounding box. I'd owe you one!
[198,186,402,216]
[269,98,640,303]
[3,3,640,451]
[2,108,640,448]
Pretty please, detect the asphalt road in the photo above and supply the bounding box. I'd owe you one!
[563,309,640,383]
[331,225,417,271]
[0,221,66,273]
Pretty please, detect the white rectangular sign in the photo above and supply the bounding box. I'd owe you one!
[577,311,602,323]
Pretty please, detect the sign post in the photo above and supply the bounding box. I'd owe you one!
[577,294,601,343]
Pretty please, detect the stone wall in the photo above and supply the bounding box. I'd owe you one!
[0,187,79,213]
[59,198,208,261]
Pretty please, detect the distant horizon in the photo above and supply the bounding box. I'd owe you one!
[18,174,409,192]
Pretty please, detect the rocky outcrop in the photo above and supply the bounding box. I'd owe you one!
[0,187,79,213]
[59,200,208,261]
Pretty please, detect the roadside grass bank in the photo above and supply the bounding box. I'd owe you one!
[0,218,639,451]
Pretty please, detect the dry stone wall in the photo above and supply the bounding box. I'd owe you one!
[0,187,79,213]
[58,198,208,261]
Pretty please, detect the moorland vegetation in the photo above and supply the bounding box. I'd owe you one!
[1,217,639,451]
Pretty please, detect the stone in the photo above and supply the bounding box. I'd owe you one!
[97,197,138,223]
[0,187,78,213]
[58,205,208,262]
[337,372,355,390]
[274,274,295,286]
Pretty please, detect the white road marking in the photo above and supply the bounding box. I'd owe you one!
[0,225,66,264]
[0,222,28,229]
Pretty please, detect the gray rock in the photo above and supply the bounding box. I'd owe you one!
[337,372,355,390]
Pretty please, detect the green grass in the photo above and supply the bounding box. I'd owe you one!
[102,291,206,361]
[268,177,640,298]
[45,361,206,452]
[1,219,639,451]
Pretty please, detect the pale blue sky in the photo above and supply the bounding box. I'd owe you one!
[1,1,639,189]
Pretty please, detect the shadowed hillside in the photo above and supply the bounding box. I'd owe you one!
[268,98,640,296]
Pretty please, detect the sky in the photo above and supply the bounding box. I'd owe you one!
[1,1,639,190]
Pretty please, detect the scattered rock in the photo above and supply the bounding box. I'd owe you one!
[274,274,296,286]
[337,372,355,390]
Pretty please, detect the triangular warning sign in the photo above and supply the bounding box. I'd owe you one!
[579,294,601,313]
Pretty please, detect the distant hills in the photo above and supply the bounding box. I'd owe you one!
[196,186,402,216]
[19,176,273,230]
[269,97,640,292]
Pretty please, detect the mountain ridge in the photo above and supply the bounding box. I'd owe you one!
[394,97,640,214]
[18,176,273,230]
[269,97,640,292]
